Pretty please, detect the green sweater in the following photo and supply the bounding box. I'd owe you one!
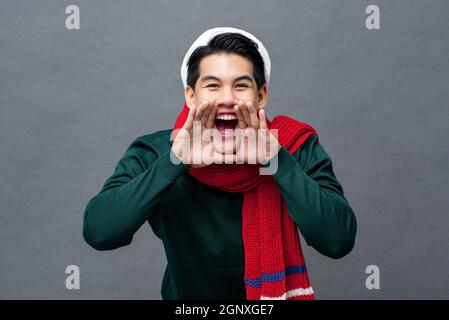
[83,129,357,299]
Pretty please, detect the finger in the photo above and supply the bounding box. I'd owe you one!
[201,103,211,127]
[195,100,209,122]
[259,109,267,129]
[234,104,247,129]
[183,104,197,130]
[246,101,259,128]
[238,100,251,127]
[206,101,217,129]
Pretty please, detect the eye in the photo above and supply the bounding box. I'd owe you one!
[206,84,219,88]
[236,83,249,88]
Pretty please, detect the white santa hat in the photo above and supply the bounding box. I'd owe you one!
[180,27,271,88]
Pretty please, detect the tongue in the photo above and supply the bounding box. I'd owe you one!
[215,119,238,135]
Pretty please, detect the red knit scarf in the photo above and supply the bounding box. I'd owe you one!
[173,102,318,300]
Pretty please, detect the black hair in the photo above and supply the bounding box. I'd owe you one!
[186,32,266,91]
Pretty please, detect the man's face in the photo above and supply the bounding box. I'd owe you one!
[185,53,268,155]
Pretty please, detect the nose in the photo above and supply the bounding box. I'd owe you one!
[216,87,237,109]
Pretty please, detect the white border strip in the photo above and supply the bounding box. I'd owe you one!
[260,287,314,300]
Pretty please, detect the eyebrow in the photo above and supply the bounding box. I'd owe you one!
[200,75,254,83]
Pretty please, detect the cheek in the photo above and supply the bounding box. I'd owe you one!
[235,90,258,101]
[196,91,218,104]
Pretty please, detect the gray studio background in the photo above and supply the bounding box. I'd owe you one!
[1,0,448,299]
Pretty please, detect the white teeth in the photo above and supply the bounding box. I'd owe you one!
[215,114,237,120]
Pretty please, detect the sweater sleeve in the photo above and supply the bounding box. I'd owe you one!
[268,134,357,259]
[83,136,188,251]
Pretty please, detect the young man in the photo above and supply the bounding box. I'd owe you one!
[83,27,357,300]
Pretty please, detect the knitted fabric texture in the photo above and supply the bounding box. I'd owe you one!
[173,102,318,300]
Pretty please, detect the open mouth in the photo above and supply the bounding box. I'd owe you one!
[214,114,238,137]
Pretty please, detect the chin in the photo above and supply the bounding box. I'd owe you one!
[213,138,236,155]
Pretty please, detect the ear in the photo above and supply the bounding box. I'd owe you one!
[184,85,195,109]
[257,84,268,109]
